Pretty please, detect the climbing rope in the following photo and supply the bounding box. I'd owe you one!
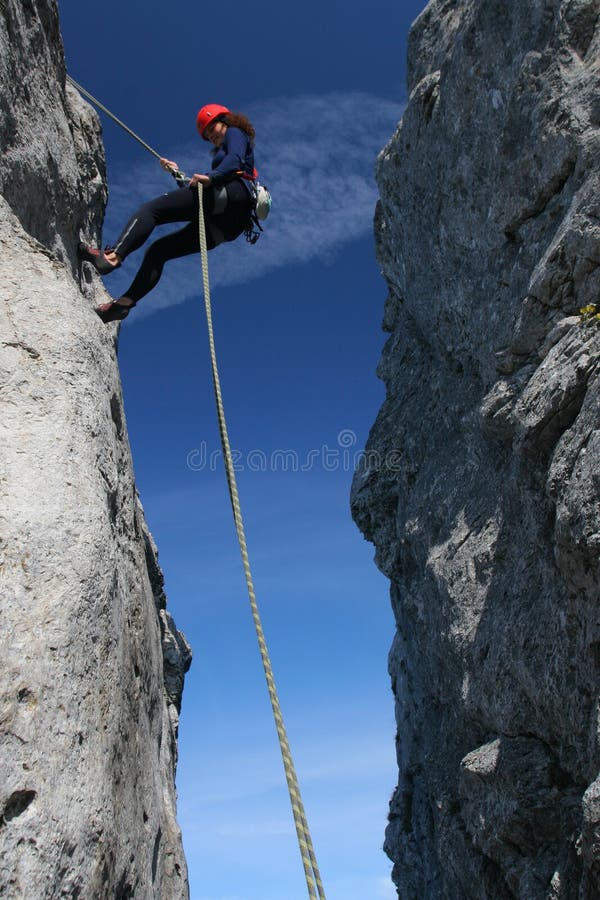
[196,184,326,900]
[66,75,162,159]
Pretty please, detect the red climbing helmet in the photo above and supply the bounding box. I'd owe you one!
[196,104,231,139]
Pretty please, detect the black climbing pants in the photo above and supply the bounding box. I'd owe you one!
[113,181,253,304]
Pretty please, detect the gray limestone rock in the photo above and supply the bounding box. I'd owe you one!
[0,1,106,265]
[352,0,600,896]
[0,1,191,897]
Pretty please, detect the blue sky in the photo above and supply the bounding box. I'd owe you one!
[59,2,429,897]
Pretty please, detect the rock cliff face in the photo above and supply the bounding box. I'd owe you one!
[351,1,600,897]
[0,2,191,897]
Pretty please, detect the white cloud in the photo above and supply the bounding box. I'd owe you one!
[177,728,396,813]
[215,818,295,839]
[101,91,403,317]
[300,741,396,784]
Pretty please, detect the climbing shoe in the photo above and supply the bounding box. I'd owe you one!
[78,242,121,275]
[95,299,133,324]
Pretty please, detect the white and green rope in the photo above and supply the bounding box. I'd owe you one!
[196,184,325,900]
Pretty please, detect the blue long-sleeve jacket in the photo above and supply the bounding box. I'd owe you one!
[207,126,255,187]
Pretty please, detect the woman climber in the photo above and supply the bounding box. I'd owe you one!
[79,104,256,323]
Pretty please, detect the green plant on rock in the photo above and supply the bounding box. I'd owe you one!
[579,303,600,325]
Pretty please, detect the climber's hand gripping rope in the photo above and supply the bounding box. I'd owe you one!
[160,157,211,188]
[159,157,188,185]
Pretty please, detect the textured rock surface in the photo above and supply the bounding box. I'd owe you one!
[0,1,191,897]
[352,1,600,897]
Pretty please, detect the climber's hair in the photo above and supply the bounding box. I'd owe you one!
[223,112,255,144]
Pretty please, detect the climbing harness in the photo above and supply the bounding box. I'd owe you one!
[228,167,271,243]
[243,177,272,244]
[236,169,271,220]
[196,183,325,900]
[65,75,187,184]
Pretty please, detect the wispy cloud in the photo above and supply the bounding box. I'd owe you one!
[178,721,397,899]
[102,91,403,316]
[178,728,396,810]
[215,818,295,839]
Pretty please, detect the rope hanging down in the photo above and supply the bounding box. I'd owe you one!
[196,184,326,900]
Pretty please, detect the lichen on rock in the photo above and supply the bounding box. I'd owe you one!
[352,1,600,897]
